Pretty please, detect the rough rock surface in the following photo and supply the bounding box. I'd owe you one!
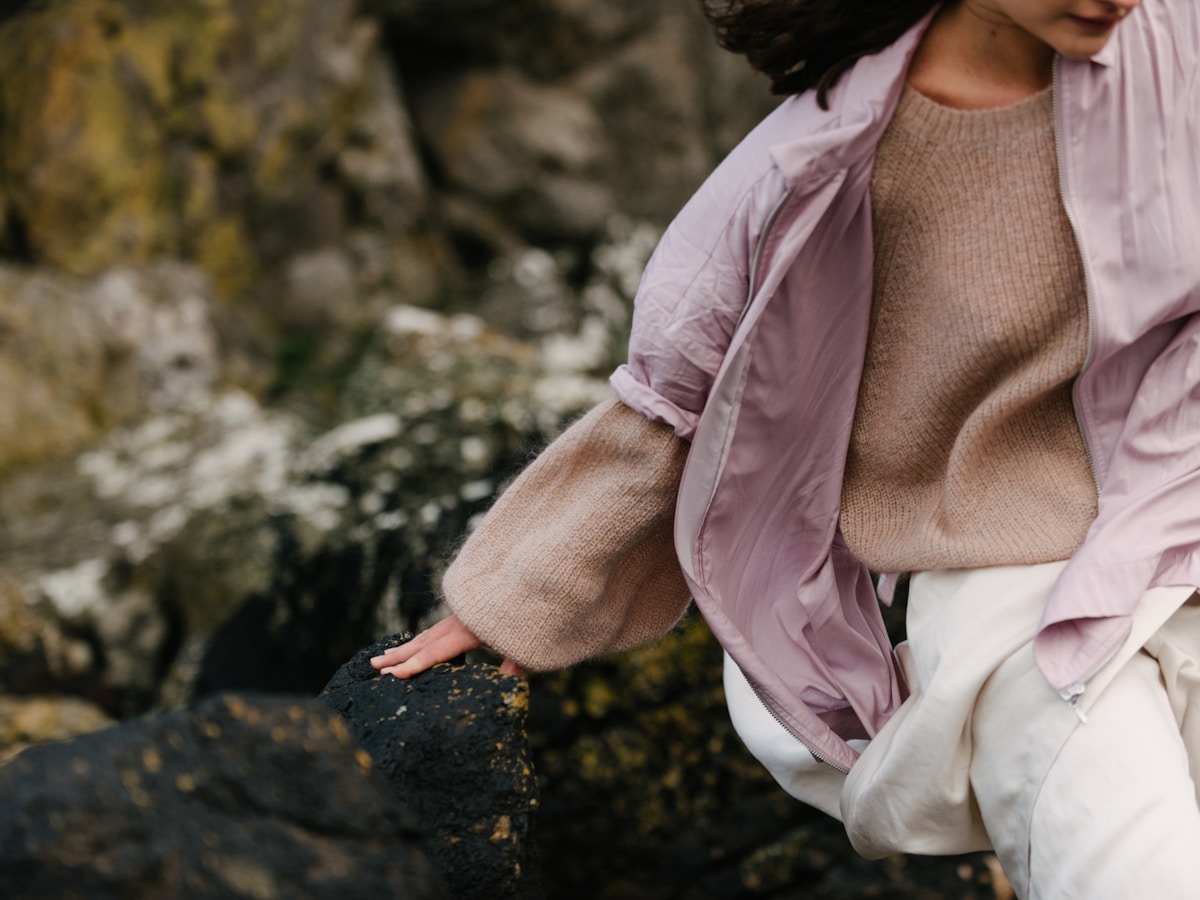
[0,0,426,298]
[0,0,770,340]
[0,693,446,898]
[0,304,610,715]
[0,262,220,474]
[528,614,1011,899]
[380,0,772,253]
[321,634,540,898]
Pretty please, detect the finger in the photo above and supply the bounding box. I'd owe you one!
[378,623,482,679]
[370,616,462,668]
[498,658,525,677]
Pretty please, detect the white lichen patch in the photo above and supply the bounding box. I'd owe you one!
[457,397,491,424]
[75,389,296,555]
[427,386,454,410]
[295,413,402,475]
[373,510,409,531]
[147,506,188,548]
[384,305,486,341]
[540,316,613,374]
[187,425,292,508]
[419,503,441,527]
[447,315,485,341]
[272,483,352,533]
[459,480,494,503]
[387,447,415,471]
[511,248,559,290]
[402,393,431,417]
[531,375,612,426]
[78,390,295,520]
[359,491,386,516]
[591,216,661,298]
[411,423,439,445]
[372,471,398,494]
[36,559,109,622]
[459,436,492,469]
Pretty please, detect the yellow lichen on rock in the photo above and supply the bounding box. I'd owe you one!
[0,1,173,273]
[0,0,383,295]
[354,748,372,773]
[142,747,163,774]
[490,815,513,843]
[0,694,114,763]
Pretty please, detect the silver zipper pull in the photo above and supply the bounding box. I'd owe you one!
[1061,682,1088,724]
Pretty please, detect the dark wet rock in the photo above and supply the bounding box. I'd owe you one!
[0,693,446,899]
[321,633,541,899]
[363,0,657,82]
[0,2,33,25]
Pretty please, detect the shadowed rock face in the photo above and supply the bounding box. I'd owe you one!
[320,634,541,899]
[0,693,446,899]
[527,614,1008,900]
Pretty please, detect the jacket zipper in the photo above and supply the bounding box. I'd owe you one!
[1058,641,1123,724]
[1053,59,1110,722]
[736,188,794,333]
[736,186,853,772]
[746,672,852,773]
[739,67,1103,756]
[1053,57,1101,496]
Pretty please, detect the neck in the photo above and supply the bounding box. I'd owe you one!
[908,1,1055,109]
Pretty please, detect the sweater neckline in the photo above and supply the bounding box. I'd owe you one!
[895,83,1054,146]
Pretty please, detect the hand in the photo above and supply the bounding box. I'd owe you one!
[370,614,525,679]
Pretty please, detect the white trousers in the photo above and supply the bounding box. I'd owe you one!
[726,562,1200,899]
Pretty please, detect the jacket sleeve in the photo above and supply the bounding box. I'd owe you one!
[441,398,692,671]
[611,156,795,440]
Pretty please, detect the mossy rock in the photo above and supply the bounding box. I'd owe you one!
[0,0,416,294]
[527,614,1007,898]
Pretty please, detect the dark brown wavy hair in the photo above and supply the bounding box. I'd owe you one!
[701,0,940,108]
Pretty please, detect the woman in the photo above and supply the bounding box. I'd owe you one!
[374,2,1200,895]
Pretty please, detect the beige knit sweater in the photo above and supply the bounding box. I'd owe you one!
[443,86,1098,671]
[839,85,1097,572]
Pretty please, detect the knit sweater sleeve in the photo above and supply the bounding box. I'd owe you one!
[441,397,692,671]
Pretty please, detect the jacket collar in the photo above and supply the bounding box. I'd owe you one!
[768,6,1124,186]
[767,10,936,186]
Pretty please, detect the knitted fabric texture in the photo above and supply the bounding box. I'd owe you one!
[442,398,691,671]
[839,85,1098,573]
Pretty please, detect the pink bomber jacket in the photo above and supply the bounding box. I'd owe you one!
[610,1,1200,771]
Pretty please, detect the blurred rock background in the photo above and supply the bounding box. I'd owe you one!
[0,1,1009,897]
